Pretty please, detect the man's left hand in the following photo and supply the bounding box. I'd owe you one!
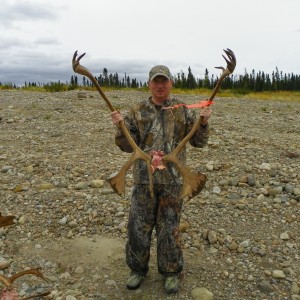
[200,107,212,125]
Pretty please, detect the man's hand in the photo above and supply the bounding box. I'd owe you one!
[111,111,123,127]
[200,106,212,125]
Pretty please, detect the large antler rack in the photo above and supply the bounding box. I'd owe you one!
[72,49,236,200]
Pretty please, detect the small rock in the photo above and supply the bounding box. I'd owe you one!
[105,279,116,286]
[75,266,84,274]
[272,270,286,279]
[212,186,221,194]
[18,215,26,224]
[291,282,300,295]
[191,287,214,300]
[205,162,214,171]
[90,179,105,188]
[60,272,71,280]
[259,163,271,170]
[77,91,87,100]
[36,182,54,190]
[280,231,290,240]
[74,182,87,190]
[59,216,68,225]
[66,296,77,300]
[257,280,274,293]
[0,258,10,270]
[25,165,34,173]
[228,241,238,250]
[1,166,12,173]
[294,188,300,196]
[257,194,265,201]
[179,220,190,232]
[208,231,218,244]
[239,240,250,248]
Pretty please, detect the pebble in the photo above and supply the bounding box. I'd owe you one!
[90,179,105,188]
[105,279,116,286]
[75,266,84,274]
[66,296,77,300]
[291,282,300,294]
[257,280,274,293]
[191,287,214,300]
[59,217,68,225]
[0,257,10,270]
[280,231,291,240]
[272,270,286,279]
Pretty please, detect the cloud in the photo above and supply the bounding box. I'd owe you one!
[0,49,176,85]
[0,36,28,50]
[34,37,61,46]
[0,49,66,83]
[0,51,210,86]
[0,0,58,28]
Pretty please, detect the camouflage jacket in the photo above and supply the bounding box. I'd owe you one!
[115,97,209,184]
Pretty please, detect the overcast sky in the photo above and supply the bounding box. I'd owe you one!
[1,0,299,86]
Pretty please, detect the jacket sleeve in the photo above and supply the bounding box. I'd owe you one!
[114,111,139,153]
[186,109,210,148]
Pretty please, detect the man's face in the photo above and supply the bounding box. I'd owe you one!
[148,75,173,103]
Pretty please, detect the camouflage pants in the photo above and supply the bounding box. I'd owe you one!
[126,184,184,276]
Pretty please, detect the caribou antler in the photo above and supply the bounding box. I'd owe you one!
[0,268,50,299]
[72,51,153,197]
[0,268,47,289]
[163,48,236,200]
[0,212,15,228]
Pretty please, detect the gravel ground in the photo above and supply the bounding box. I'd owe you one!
[0,89,299,300]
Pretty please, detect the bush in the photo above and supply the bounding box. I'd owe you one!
[43,82,68,92]
[0,83,15,90]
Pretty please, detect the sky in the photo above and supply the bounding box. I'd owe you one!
[0,0,299,86]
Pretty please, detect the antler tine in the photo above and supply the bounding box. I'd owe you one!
[76,51,86,61]
[209,48,236,101]
[8,268,47,286]
[215,48,236,74]
[72,51,154,197]
[72,51,87,74]
[0,275,11,288]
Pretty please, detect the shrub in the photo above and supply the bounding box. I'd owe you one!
[43,82,68,92]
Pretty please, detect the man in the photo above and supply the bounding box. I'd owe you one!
[111,65,212,294]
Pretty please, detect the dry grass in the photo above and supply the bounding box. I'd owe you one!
[171,88,300,103]
[241,91,300,102]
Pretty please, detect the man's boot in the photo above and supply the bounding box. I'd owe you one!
[126,273,144,290]
[165,274,179,294]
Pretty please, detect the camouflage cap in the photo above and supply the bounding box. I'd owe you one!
[149,65,172,81]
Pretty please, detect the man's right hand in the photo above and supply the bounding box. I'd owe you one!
[111,111,123,127]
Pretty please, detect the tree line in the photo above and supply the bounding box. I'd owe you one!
[172,67,300,92]
[1,67,300,92]
[70,67,143,89]
[68,66,300,92]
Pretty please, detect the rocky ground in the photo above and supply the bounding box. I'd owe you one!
[0,89,299,300]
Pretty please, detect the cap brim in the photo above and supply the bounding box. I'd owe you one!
[149,73,171,81]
